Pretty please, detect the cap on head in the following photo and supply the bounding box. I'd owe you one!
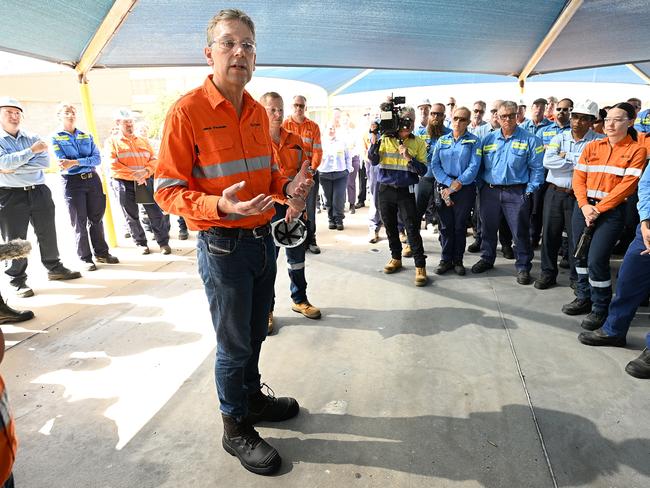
[417,98,431,108]
[572,100,599,118]
[114,108,135,121]
[532,98,547,106]
[0,97,23,112]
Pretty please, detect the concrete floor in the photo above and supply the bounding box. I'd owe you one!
[3,178,650,487]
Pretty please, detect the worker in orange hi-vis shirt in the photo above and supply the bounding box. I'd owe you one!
[260,92,321,336]
[0,327,17,488]
[563,102,647,332]
[153,9,313,477]
[105,109,171,255]
[282,95,323,254]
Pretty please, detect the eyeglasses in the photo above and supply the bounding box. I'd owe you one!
[556,107,571,112]
[490,109,498,114]
[447,103,455,106]
[293,103,305,109]
[604,117,630,124]
[431,112,445,117]
[498,113,517,121]
[211,38,256,54]
[473,109,485,114]
[453,117,469,122]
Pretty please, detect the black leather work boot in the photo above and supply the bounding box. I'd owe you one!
[221,414,281,475]
[0,297,34,325]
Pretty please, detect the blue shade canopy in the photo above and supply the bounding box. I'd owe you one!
[0,0,649,95]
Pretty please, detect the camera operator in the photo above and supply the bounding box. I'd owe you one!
[368,104,429,286]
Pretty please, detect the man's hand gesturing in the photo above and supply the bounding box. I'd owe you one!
[217,181,274,216]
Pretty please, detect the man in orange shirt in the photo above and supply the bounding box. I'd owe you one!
[261,92,321,334]
[0,327,18,488]
[282,95,323,254]
[154,9,312,476]
[106,109,171,255]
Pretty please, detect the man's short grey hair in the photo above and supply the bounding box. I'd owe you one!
[500,101,518,112]
[473,100,486,110]
[206,9,255,45]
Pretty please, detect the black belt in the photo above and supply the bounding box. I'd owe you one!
[204,223,271,239]
[0,184,40,191]
[64,171,95,180]
[488,183,525,191]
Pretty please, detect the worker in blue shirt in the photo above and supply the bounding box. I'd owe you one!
[414,98,431,142]
[536,98,573,146]
[634,108,650,133]
[430,106,482,276]
[578,163,650,379]
[520,98,552,136]
[52,103,119,271]
[471,100,545,285]
[534,100,604,290]
[415,102,451,225]
[0,97,81,298]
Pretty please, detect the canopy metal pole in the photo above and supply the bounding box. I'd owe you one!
[626,64,650,85]
[517,0,583,89]
[78,73,117,248]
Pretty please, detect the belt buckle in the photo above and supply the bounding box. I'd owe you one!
[252,225,266,239]
[80,173,88,180]
[23,185,35,191]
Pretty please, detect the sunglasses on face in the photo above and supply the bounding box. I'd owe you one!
[498,113,517,121]
[473,109,485,114]
[453,117,469,122]
[556,107,571,112]
[431,112,445,117]
[293,103,305,109]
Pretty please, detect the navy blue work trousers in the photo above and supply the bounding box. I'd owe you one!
[602,224,650,348]
[479,184,532,271]
[61,172,109,262]
[111,178,170,247]
[572,202,625,314]
[272,203,308,305]
[437,184,475,263]
[319,170,348,225]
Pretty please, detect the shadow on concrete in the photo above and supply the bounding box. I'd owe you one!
[265,405,650,486]
[14,396,171,488]
[277,306,518,339]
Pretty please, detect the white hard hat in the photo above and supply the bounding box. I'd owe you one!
[417,98,432,108]
[114,108,135,121]
[0,97,23,112]
[571,100,599,118]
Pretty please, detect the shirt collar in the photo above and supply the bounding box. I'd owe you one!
[0,128,26,140]
[203,75,254,113]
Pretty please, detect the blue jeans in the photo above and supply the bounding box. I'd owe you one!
[479,185,532,271]
[572,202,625,313]
[272,203,308,305]
[602,225,650,348]
[196,230,276,418]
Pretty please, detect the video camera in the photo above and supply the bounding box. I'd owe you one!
[377,95,411,138]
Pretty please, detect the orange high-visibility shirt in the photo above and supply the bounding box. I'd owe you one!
[282,116,322,170]
[0,375,17,485]
[105,134,156,181]
[271,127,306,204]
[154,76,287,230]
[572,134,647,213]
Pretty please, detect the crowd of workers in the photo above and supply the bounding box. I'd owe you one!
[2,6,650,481]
